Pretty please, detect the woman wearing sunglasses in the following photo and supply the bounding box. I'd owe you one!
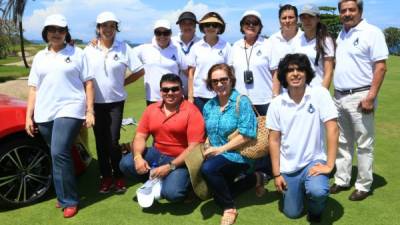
[84,12,145,194]
[187,12,231,112]
[296,4,335,88]
[201,63,266,225]
[133,19,187,105]
[26,14,94,218]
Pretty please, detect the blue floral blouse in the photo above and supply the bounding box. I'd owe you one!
[203,89,257,164]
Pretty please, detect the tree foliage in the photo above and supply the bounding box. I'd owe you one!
[384,27,400,55]
[319,6,341,39]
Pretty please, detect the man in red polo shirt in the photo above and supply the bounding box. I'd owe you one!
[120,73,205,202]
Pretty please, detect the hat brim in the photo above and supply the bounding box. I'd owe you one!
[199,17,224,25]
[176,17,198,24]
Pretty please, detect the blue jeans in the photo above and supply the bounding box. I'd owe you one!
[201,155,256,209]
[282,160,329,218]
[119,147,190,202]
[194,97,210,113]
[37,117,83,208]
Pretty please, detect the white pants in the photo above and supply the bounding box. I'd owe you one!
[333,90,375,192]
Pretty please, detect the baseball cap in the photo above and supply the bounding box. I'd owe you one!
[136,178,162,208]
[242,10,262,20]
[44,14,68,27]
[176,11,198,24]
[96,11,120,24]
[153,19,171,30]
[300,4,320,16]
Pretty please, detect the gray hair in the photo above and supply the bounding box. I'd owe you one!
[338,0,363,13]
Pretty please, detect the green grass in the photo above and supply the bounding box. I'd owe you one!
[0,56,399,225]
[0,65,30,82]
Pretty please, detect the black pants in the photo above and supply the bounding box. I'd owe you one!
[93,101,124,178]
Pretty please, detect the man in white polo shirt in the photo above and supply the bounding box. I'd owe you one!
[330,0,388,201]
[267,53,338,223]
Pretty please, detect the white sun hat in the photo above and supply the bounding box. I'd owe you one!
[44,14,68,27]
[153,19,171,30]
[242,10,262,20]
[96,11,120,24]
[136,178,162,208]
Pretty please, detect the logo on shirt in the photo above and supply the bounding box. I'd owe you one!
[218,50,223,56]
[353,38,359,46]
[171,54,177,61]
[256,50,262,56]
[65,57,71,63]
[308,104,315,113]
[113,54,119,61]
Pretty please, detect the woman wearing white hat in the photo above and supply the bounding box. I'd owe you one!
[84,11,144,194]
[26,14,94,218]
[296,4,335,88]
[187,12,231,112]
[133,19,187,105]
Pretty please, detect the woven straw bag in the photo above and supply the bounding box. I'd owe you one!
[228,95,269,159]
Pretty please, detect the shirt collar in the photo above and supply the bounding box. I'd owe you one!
[238,36,264,48]
[96,39,121,51]
[44,44,71,55]
[281,85,312,105]
[344,19,367,34]
[199,36,224,48]
[152,37,173,50]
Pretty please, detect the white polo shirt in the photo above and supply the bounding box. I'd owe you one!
[334,19,388,90]
[295,35,335,87]
[229,37,274,105]
[266,86,338,174]
[172,35,201,95]
[84,40,143,103]
[269,29,303,70]
[187,38,231,99]
[28,45,93,123]
[133,38,187,101]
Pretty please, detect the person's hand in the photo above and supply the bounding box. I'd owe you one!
[25,117,38,137]
[150,165,171,179]
[204,146,224,158]
[89,38,98,47]
[308,162,333,176]
[84,112,95,128]
[135,158,150,175]
[274,175,287,193]
[359,96,375,113]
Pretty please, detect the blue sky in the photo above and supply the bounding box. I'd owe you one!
[22,0,400,43]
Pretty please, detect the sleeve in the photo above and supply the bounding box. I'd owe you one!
[266,98,281,131]
[187,46,196,67]
[28,54,39,87]
[370,28,389,62]
[269,42,280,70]
[237,96,257,138]
[136,106,151,134]
[324,37,335,58]
[127,43,144,73]
[317,87,338,122]
[79,50,93,82]
[224,42,232,63]
[265,40,275,70]
[187,105,206,143]
[177,49,188,70]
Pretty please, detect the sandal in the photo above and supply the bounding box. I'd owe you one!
[255,171,267,197]
[221,209,238,225]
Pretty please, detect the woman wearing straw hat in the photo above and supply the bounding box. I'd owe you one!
[201,64,266,225]
[26,14,94,218]
[187,12,231,112]
[84,11,144,194]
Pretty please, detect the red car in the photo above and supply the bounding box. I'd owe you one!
[0,94,91,208]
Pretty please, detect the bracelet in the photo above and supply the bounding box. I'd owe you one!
[133,154,142,161]
[273,173,281,178]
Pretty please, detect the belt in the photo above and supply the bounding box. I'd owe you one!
[335,86,371,95]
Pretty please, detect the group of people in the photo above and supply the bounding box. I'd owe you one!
[25,0,388,224]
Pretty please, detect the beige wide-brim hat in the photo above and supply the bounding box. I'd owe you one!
[184,143,211,200]
[199,16,224,25]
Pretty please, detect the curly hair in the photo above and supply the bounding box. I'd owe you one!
[277,53,315,89]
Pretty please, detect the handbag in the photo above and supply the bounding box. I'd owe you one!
[228,94,269,159]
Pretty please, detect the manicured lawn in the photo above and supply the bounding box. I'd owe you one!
[0,56,399,225]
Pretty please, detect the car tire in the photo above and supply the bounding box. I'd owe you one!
[0,136,52,208]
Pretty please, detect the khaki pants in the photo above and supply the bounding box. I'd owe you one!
[333,90,375,192]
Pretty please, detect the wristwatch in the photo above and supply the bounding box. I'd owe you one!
[168,162,176,171]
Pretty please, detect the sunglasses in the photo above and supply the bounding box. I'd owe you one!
[244,20,260,27]
[161,86,181,93]
[154,30,172,37]
[47,26,67,33]
[211,77,229,85]
[203,23,220,29]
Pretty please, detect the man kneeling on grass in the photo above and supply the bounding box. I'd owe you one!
[267,53,339,223]
[119,74,205,205]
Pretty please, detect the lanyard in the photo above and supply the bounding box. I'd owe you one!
[244,39,254,71]
[179,41,195,55]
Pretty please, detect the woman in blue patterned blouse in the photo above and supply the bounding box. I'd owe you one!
[201,63,266,225]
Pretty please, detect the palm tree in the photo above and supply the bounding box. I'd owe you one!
[0,0,30,68]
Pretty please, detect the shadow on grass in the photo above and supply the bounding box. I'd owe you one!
[0,76,17,83]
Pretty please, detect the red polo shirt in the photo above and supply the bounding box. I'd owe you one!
[137,100,205,157]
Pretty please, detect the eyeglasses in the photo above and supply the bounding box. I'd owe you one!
[203,23,220,29]
[154,30,172,37]
[211,77,229,85]
[243,19,260,27]
[161,86,181,93]
[47,26,67,33]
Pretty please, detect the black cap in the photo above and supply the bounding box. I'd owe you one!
[176,11,197,24]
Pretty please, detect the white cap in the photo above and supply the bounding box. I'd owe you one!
[136,179,162,208]
[44,14,68,27]
[300,4,320,16]
[242,10,262,20]
[153,19,171,30]
[96,11,120,24]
